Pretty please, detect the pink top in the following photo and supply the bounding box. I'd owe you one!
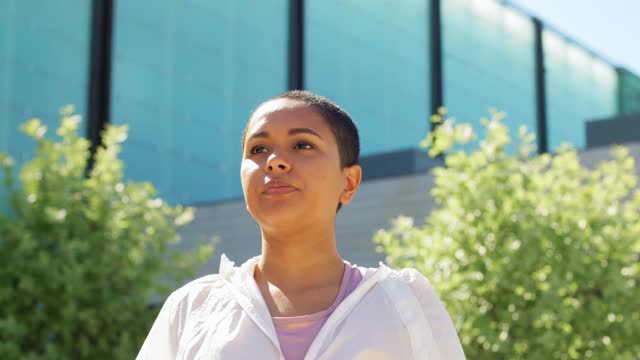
[272,262,364,360]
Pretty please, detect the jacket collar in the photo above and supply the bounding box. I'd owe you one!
[218,254,393,283]
[218,253,236,278]
[216,254,395,358]
[218,254,280,351]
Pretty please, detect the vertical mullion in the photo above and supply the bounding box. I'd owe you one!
[87,0,114,171]
[534,18,548,153]
[288,0,304,90]
[430,0,443,130]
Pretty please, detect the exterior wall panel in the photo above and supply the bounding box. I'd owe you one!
[110,0,288,205]
[618,68,640,115]
[543,29,617,150]
[442,0,537,152]
[0,0,91,162]
[305,0,430,156]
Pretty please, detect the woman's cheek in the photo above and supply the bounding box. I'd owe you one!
[240,159,261,191]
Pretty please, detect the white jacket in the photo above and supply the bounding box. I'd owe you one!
[137,255,465,360]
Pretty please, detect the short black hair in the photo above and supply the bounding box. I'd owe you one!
[242,90,360,211]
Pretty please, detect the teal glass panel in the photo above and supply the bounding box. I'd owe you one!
[110,0,288,204]
[442,0,536,152]
[305,0,430,156]
[0,0,91,163]
[543,29,617,150]
[0,0,91,214]
[618,68,640,115]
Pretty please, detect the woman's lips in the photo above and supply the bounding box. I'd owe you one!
[264,185,297,195]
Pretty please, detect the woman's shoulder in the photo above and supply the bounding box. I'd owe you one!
[162,273,228,313]
[176,273,227,294]
[348,261,434,290]
[372,264,441,302]
[167,253,248,304]
[365,263,434,286]
[373,265,466,358]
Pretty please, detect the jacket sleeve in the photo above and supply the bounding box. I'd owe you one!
[137,291,183,360]
[403,268,466,360]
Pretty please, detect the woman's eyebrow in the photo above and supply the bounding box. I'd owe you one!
[247,131,269,142]
[247,128,323,142]
[288,128,323,140]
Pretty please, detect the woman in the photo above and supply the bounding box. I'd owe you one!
[137,91,465,359]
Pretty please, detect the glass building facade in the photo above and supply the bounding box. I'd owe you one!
[306,0,430,156]
[1,0,637,206]
[442,0,537,150]
[543,29,617,150]
[618,68,640,115]
[110,0,288,204]
[0,0,91,163]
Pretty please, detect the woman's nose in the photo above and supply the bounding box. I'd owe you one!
[265,151,291,173]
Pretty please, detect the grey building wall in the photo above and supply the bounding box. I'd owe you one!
[179,142,640,277]
[586,112,640,148]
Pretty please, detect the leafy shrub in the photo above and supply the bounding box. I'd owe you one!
[374,110,640,359]
[0,107,214,359]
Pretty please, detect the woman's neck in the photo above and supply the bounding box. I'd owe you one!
[256,228,344,292]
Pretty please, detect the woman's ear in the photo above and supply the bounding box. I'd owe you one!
[339,164,362,205]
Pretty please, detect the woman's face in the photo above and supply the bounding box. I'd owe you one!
[240,98,359,231]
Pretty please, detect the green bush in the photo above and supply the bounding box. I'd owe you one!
[374,109,640,359]
[0,106,214,359]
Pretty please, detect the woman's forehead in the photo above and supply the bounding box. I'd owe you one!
[249,98,309,121]
[247,99,327,133]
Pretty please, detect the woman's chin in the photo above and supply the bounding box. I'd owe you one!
[254,205,308,229]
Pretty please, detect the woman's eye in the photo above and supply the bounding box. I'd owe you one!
[294,142,313,150]
[250,146,267,154]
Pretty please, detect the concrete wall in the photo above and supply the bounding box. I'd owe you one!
[179,142,640,276]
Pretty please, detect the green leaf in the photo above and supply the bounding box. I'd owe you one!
[374,109,640,359]
[1,107,216,359]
